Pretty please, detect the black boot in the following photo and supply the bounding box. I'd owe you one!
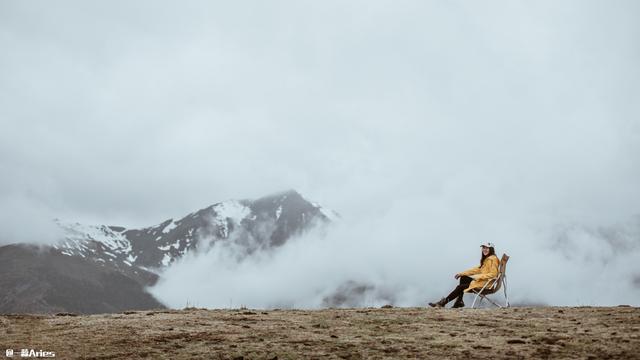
[452,299,465,308]
[428,297,447,308]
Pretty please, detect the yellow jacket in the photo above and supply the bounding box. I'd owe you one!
[457,254,500,293]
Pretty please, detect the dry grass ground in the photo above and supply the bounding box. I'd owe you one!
[1,306,639,359]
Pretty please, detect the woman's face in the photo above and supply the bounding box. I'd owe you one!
[482,246,490,256]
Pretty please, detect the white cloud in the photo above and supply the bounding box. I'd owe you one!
[1,0,639,304]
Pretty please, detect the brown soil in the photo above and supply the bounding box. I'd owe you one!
[1,306,639,359]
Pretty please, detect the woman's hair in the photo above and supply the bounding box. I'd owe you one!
[480,246,496,267]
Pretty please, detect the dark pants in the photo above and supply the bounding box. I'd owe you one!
[444,275,473,304]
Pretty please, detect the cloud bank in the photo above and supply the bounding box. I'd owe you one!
[1,0,639,305]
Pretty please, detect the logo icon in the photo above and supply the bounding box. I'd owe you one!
[5,349,14,357]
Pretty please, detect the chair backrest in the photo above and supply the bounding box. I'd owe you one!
[492,254,509,292]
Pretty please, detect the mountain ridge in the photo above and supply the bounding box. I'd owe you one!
[53,189,337,271]
[1,190,337,314]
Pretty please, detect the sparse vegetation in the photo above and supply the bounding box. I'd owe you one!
[1,307,638,359]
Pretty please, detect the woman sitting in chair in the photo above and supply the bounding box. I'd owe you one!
[429,242,499,308]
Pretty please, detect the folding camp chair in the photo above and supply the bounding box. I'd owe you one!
[470,254,510,308]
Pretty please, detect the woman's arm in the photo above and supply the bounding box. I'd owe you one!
[472,257,499,280]
[457,266,481,277]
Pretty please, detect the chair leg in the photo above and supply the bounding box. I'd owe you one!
[471,293,479,308]
[471,280,494,309]
[470,276,510,309]
[471,294,484,308]
[484,297,502,308]
[503,276,510,308]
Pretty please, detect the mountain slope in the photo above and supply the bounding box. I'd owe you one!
[0,244,164,314]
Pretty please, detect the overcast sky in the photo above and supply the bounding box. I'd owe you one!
[1,1,639,305]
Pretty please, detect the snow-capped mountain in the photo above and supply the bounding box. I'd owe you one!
[0,190,338,315]
[54,190,338,271]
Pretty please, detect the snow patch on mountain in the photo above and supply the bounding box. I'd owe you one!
[52,190,338,272]
[54,220,133,262]
[162,220,178,234]
[214,200,251,224]
[161,253,172,266]
[210,200,251,238]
